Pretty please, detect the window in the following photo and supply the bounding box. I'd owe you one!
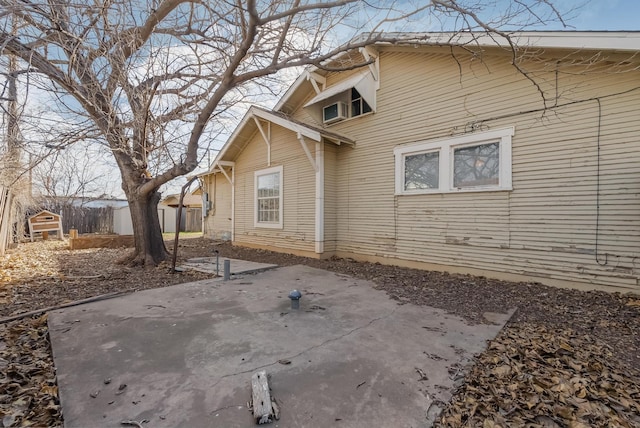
[255,166,283,228]
[351,88,372,118]
[404,151,439,190]
[394,127,513,195]
[453,142,499,187]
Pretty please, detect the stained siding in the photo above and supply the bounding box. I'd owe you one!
[287,49,640,291]
[203,174,232,240]
[233,124,316,253]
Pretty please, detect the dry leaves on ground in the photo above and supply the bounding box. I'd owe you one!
[436,324,640,427]
[0,314,60,428]
[0,240,213,318]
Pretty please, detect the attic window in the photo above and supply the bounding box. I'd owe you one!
[303,71,377,124]
[351,88,372,117]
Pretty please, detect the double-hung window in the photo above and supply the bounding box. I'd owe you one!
[394,127,513,195]
[255,165,283,228]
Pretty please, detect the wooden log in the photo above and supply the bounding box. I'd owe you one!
[42,231,49,240]
[251,370,272,424]
[70,229,78,239]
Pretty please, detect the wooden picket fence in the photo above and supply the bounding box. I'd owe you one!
[0,185,13,256]
[37,203,113,235]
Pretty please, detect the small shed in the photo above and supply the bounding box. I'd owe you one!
[162,191,202,232]
[28,210,64,241]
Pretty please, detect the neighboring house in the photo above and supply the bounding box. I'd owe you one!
[162,189,203,232]
[200,32,640,292]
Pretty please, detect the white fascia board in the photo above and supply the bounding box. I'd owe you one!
[393,31,640,52]
[207,109,255,170]
[208,105,324,171]
[512,32,640,51]
[274,71,312,111]
[251,107,322,142]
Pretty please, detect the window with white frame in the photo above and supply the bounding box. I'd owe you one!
[394,127,514,195]
[255,166,283,228]
[351,88,372,118]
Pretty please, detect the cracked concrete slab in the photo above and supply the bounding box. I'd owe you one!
[180,257,277,276]
[48,265,513,427]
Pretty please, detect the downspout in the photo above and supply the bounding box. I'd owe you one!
[315,141,324,254]
[198,177,204,236]
[215,161,235,243]
[231,166,235,242]
[297,133,323,255]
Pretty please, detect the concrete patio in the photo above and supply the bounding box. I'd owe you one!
[48,265,513,427]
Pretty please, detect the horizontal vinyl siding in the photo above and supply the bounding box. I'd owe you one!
[314,50,640,291]
[233,124,316,253]
[203,174,232,240]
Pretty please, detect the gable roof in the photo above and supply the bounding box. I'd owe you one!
[211,105,354,167]
[162,193,202,208]
[274,31,640,113]
[28,210,60,219]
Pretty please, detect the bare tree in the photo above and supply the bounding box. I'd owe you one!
[31,145,118,202]
[0,0,565,265]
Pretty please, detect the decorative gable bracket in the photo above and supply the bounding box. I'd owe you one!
[359,46,379,85]
[306,71,326,95]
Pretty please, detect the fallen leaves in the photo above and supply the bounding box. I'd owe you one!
[0,240,213,319]
[1,239,640,426]
[0,314,61,427]
[436,323,640,427]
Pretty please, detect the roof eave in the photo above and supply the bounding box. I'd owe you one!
[206,105,354,174]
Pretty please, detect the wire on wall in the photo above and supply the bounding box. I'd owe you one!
[594,98,608,266]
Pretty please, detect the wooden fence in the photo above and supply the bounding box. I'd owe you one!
[36,203,114,235]
[0,186,13,255]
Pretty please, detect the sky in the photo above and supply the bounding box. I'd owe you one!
[553,0,640,30]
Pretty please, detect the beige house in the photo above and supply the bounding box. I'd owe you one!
[162,189,203,232]
[201,32,640,292]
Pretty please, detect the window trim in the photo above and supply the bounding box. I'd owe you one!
[254,165,283,229]
[394,127,514,195]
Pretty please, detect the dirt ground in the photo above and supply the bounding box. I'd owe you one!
[1,238,639,427]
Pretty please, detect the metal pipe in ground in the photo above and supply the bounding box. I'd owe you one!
[223,259,231,281]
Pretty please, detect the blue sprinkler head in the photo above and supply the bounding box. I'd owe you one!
[288,290,302,309]
[288,290,302,300]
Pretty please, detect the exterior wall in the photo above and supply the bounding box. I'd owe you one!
[113,207,133,235]
[113,205,176,235]
[203,173,232,240]
[232,123,317,253]
[288,49,640,292]
[323,143,338,254]
[158,205,176,233]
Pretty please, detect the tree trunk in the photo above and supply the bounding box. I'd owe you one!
[126,189,169,266]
